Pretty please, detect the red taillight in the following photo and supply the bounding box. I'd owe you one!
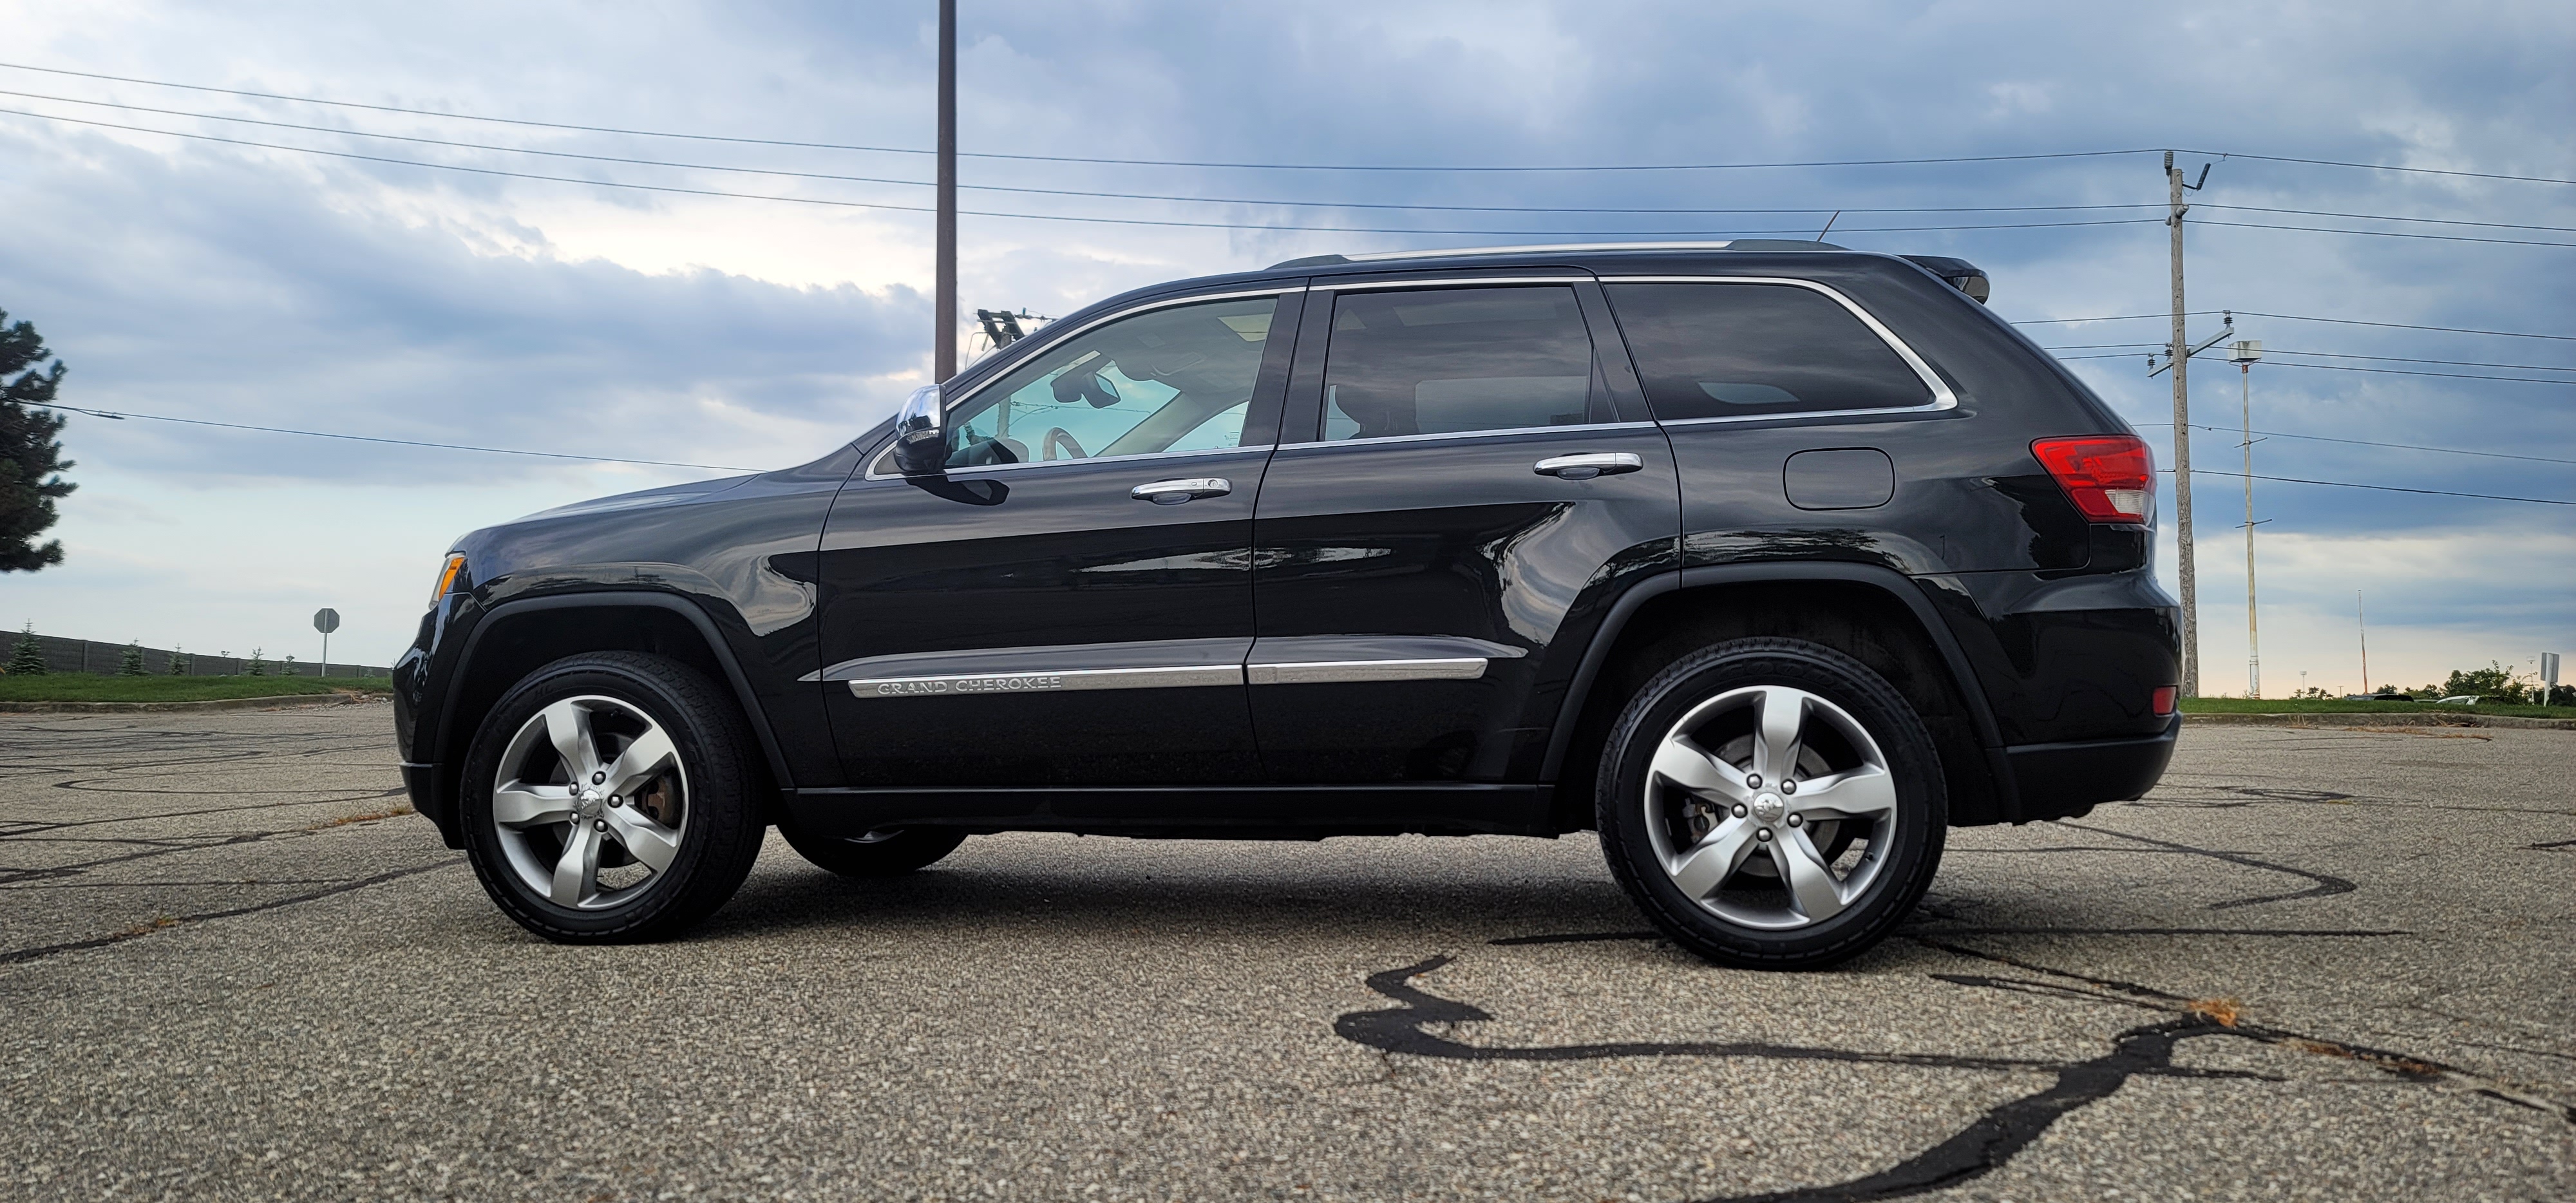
[2152,686,2178,716]
[2032,435,2155,524]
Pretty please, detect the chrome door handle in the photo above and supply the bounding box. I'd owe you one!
[1131,477,1232,505]
[1533,452,1644,480]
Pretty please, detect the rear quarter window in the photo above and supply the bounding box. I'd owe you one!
[1605,283,1934,421]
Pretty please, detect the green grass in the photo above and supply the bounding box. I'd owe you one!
[2181,696,2575,719]
[0,674,393,703]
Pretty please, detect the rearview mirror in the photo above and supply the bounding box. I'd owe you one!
[890,384,945,475]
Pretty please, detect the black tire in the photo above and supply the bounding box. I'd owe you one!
[1596,637,1946,970]
[459,652,767,943]
[779,824,968,878]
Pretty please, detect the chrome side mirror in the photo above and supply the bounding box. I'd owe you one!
[889,384,946,475]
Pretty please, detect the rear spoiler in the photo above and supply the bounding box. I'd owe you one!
[1901,255,1991,304]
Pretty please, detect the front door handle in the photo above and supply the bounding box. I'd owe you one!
[1533,452,1644,480]
[1131,477,1232,505]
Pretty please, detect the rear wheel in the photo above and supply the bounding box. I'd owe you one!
[779,824,968,878]
[1597,637,1946,969]
[459,652,766,943]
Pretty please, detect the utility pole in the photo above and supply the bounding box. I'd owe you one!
[2230,339,2264,697]
[934,0,958,383]
[2358,590,2371,696]
[2165,151,2210,697]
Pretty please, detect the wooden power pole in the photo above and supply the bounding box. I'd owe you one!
[2166,150,2200,697]
[934,0,958,383]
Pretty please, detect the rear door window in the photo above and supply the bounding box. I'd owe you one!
[1321,286,1607,440]
[1604,283,1934,421]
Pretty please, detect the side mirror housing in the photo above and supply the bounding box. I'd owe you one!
[889,384,946,475]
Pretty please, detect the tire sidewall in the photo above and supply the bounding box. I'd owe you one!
[460,653,755,940]
[1598,638,1947,967]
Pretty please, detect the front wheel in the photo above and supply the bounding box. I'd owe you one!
[1596,638,1946,969]
[459,652,767,943]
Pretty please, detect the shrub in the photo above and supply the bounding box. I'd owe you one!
[118,639,145,676]
[7,622,44,676]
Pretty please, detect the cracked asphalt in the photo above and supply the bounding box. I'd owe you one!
[3,704,2571,1200]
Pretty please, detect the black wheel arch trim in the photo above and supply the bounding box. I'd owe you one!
[429,591,797,822]
[1539,561,2017,817]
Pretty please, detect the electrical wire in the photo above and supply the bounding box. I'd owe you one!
[2020,312,2576,342]
[15,88,2573,233]
[53,406,758,471]
[7,64,2563,185]
[0,106,2182,239]
[2175,148,2576,187]
[2055,353,2571,383]
[2134,422,2576,466]
[2192,219,2576,249]
[2164,468,2573,506]
[2044,345,2576,372]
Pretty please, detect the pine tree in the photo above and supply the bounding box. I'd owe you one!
[1,308,76,572]
[247,647,267,676]
[280,654,298,677]
[7,621,44,675]
[119,639,145,676]
[167,645,188,676]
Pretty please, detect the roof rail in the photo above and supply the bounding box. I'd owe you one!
[1267,239,1846,270]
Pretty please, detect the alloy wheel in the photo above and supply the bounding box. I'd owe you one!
[1642,684,1900,931]
[489,696,689,909]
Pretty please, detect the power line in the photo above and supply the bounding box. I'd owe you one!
[2175,147,2576,187]
[2020,311,2576,342]
[2057,353,2571,383]
[52,406,757,471]
[21,88,2575,234]
[2166,467,2574,506]
[2046,345,2576,372]
[10,64,2563,184]
[2193,219,2576,249]
[2136,422,2576,466]
[0,86,2180,217]
[0,106,2183,239]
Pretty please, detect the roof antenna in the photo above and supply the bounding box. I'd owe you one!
[1817,210,1841,240]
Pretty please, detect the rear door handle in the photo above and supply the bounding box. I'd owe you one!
[1533,452,1644,480]
[1132,477,1232,505]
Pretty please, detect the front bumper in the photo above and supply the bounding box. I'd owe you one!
[2001,714,2180,822]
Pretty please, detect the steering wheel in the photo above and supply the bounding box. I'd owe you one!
[1041,428,1087,461]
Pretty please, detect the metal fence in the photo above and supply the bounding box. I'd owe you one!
[5,632,390,678]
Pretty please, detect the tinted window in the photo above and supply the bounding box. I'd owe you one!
[940,296,1279,468]
[1322,286,1600,440]
[1605,283,1933,420]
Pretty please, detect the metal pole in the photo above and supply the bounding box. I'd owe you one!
[934,0,958,383]
[2357,591,2369,695]
[2243,361,2259,698]
[2166,151,2199,697]
[321,631,328,679]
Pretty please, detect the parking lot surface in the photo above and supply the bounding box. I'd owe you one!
[3,703,2571,1201]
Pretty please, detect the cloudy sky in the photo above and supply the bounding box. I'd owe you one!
[2,0,2569,693]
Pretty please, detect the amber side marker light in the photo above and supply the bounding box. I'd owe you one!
[427,554,466,609]
[2032,435,2155,524]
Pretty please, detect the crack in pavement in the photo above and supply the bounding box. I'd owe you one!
[0,860,458,965]
[1336,940,2573,1203]
[2052,820,2356,909]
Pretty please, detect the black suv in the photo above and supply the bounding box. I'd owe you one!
[394,241,2177,968]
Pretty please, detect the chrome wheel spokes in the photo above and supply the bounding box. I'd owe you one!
[1643,684,1897,931]
[491,696,688,911]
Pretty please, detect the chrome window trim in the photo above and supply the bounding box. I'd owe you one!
[1309,274,1591,291]
[863,442,1272,482]
[1276,420,1657,453]
[1594,274,1960,418]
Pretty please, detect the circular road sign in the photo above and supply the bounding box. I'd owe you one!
[313,608,341,635]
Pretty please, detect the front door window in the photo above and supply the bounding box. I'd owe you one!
[942,296,1280,468]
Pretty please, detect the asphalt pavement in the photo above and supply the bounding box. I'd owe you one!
[3,703,2570,1201]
